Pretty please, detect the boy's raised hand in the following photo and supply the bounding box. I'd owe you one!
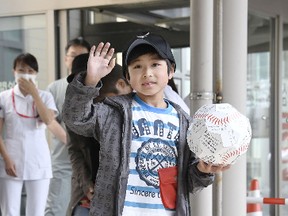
[85,42,116,86]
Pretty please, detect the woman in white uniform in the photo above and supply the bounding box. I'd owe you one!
[0,53,58,216]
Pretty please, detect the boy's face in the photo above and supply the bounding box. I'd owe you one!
[127,53,174,102]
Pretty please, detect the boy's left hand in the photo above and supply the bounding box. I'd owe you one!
[197,160,231,174]
[85,42,116,86]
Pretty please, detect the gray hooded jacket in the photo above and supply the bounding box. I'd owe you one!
[62,73,214,216]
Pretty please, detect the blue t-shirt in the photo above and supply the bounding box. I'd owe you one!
[122,95,179,216]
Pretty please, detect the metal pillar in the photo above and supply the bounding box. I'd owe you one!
[189,0,214,215]
[222,0,248,216]
[213,0,223,216]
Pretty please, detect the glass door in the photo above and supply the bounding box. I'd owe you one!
[280,21,288,216]
[246,13,273,216]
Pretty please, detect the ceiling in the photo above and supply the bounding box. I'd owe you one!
[82,0,191,52]
[97,0,191,32]
[77,0,284,53]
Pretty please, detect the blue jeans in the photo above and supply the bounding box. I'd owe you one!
[73,205,89,216]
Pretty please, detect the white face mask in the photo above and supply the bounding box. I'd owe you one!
[15,73,37,84]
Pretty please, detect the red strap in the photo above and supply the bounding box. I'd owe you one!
[12,88,38,118]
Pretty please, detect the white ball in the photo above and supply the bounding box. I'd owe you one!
[187,103,252,165]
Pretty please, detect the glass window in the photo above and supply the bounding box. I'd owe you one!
[247,14,272,216]
[0,14,47,92]
[280,21,288,216]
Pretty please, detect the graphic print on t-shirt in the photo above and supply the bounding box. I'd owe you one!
[135,138,177,188]
[122,95,179,215]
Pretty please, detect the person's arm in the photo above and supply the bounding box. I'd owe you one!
[0,118,17,177]
[18,78,54,125]
[47,120,67,144]
[62,42,116,137]
[31,88,54,125]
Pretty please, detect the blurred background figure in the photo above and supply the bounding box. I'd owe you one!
[45,37,91,216]
[0,53,57,216]
[164,78,190,114]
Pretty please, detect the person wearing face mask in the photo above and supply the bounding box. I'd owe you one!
[0,53,58,216]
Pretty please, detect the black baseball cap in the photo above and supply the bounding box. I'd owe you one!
[122,32,176,76]
[67,53,89,83]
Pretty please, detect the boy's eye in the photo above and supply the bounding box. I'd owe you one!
[133,65,141,69]
[152,63,160,67]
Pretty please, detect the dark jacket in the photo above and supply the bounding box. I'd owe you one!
[66,128,99,216]
[63,73,214,216]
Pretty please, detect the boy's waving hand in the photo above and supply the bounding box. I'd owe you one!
[85,42,116,86]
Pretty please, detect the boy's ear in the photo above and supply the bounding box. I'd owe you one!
[116,79,127,90]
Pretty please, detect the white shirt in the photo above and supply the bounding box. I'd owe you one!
[0,85,58,180]
[164,85,190,114]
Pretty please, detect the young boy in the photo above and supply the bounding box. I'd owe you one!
[63,32,229,216]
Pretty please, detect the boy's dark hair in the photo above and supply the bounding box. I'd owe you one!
[100,64,129,96]
[122,32,176,78]
[67,53,89,83]
[65,37,91,53]
[13,53,39,72]
[168,78,179,94]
